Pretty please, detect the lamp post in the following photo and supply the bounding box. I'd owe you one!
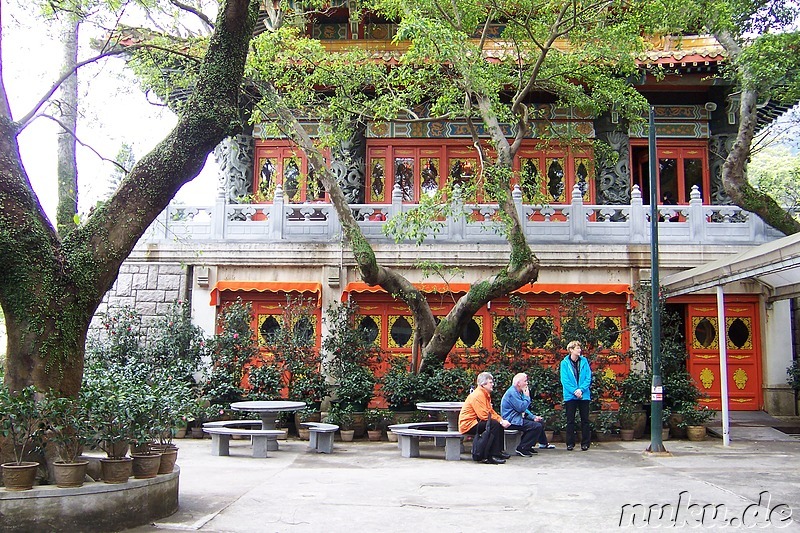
[647,105,667,454]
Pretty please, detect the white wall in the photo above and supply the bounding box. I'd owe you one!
[762,299,796,415]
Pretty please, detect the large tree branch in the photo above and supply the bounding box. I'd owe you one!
[75,0,261,295]
[716,30,800,235]
[14,46,145,132]
[170,0,215,30]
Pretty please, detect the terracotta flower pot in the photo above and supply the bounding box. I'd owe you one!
[132,453,162,479]
[1,461,39,491]
[339,429,355,442]
[150,445,179,474]
[100,457,132,484]
[52,460,89,488]
[367,430,382,441]
[620,429,635,441]
[686,425,707,441]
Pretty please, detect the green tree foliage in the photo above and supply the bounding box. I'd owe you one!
[693,0,800,234]
[323,301,383,409]
[748,143,800,215]
[239,0,677,371]
[203,298,258,405]
[264,296,329,405]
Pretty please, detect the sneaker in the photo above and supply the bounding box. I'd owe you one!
[527,447,538,454]
[515,449,534,457]
[498,451,511,460]
[567,445,575,451]
[581,444,590,451]
[538,444,556,449]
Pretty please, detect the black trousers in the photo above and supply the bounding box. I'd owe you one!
[565,399,591,448]
[468,419,505,458]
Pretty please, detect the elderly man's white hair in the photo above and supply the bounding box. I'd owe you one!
[476,371,494,386]
[512,373,527,386]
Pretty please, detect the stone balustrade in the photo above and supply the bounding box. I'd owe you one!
[141,183,783,247]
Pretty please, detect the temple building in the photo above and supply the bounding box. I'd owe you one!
[106,6,797,417]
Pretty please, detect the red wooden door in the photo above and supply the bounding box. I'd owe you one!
[685,300,762,410]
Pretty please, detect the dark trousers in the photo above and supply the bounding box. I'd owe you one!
[508,418,542,451]
[565,399,591,448]
[470,419,505,458]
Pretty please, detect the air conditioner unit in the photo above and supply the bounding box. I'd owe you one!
[639,268,651,283]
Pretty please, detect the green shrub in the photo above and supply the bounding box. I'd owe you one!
[788,360,800,392]
[380,357,426,408]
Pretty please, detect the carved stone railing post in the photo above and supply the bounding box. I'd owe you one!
[512,184,524,223]
[212,168,226,240]
[630,185,646,243]
[569,184,585,241]
[270,185,285,240]
[389,182,403,220]
[688,185,704,241]
[448,185,465,241]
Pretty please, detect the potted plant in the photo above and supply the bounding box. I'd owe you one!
[618,402,638,441]
[676,402,715,441]
[594,409,620,442]
[363,408,387,441]
[0,385,44,490]
[619,371,649,438]
[380,357,425,412]
[326,404,355,442]
[81,368,134,483]
[788,360,800,415]
[41,394,91,488]
[323,302,382,415]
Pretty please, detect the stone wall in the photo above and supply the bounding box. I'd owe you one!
[91,263,190,337]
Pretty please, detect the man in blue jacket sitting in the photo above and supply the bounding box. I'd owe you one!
[501,373,543,457]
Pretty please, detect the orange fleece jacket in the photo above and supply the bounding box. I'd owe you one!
[458,386,502,434]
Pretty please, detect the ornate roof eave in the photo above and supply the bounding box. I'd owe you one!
[327,34,728,65]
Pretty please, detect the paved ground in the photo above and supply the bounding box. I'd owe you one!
[126,416,800,533]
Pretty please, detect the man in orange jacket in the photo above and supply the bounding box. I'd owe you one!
[458,371,511,464]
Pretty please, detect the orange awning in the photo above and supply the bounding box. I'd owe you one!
[342,281,630,301]
[342,281,473,300]
[210,281,322,306]
[512,283,631,296]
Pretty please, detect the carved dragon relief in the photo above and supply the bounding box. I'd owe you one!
[214,134,254,202]
[331,125,367,203]
[595,130,631,205]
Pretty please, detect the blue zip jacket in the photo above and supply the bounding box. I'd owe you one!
[500,385,532,426]
[560,355,592,402]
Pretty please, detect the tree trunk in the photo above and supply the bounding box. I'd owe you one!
[714,30,800,236]
[56,14,79,237]
[0,0,261,393]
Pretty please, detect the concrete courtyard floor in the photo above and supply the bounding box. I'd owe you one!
[126,420,800,533]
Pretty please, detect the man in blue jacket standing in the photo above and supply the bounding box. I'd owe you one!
[501,373,543,457]
[560,340,592,451]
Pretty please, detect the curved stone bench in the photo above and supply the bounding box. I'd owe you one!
[202,420,285,458]
[504,429,520,452]
[300,422,339,454]
[388,422,464,461]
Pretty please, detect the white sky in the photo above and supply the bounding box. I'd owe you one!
[3,2,217,223]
